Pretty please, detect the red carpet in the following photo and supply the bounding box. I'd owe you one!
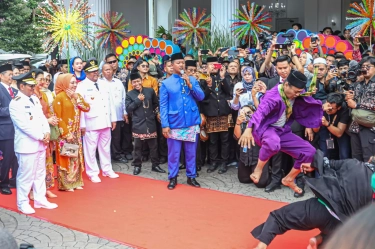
[0,174,317,249]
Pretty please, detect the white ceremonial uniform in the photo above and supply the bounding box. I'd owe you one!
[9,92,50,210]
[98,77,127,121]
[76,77,117,179]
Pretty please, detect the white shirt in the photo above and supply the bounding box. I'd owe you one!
[53,72,62,85]
[230,82,262,111]
[9,91,50,153]
[271,99,295,127]
[98,77,127,121]
[75,77,117,131]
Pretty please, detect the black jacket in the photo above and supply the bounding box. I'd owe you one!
[200,74,232,117]
[307,150,374,222]
[126,87,158,135]
[0,84,18,140]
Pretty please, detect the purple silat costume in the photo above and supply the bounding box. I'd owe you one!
[248,85,323,169]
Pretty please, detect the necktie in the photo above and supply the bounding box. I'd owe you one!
[94,83,99,90]
[29,98,34,105]
[8,87,14,99]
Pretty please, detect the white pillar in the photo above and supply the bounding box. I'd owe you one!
[87,0,110,26]
[211,0,239,30]
[211,0,239,45]
[148,0,155,37]
[155,0,174,34]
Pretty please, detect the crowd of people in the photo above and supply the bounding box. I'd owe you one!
[0,22,375,248]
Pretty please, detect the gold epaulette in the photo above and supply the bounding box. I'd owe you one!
[14,96,21,101]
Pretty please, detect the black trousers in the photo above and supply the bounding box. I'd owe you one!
[121,118,133,155]
[0,139,18,188]
[111,121,124,159]
[156,121,168,158]
[133,138,159,167]
[237,160,269,188]
[351,127,375,162]
[209,131,229,163]
[251,198,341,246]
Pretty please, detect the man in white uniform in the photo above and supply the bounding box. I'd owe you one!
[76,58,119,183]
[99,63,128,163]
[9,70,58,214]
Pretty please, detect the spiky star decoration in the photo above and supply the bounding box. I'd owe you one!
[346,0,375,37]
[94,11,131,49]
[37,0,95,53]
[230,2,272,44]
[172,8,211,47]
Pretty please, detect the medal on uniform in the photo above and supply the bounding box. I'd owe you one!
[215,87,218,91]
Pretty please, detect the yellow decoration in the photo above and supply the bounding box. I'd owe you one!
[136,35,143,44]
[37,0,95,53]
[116,46,123,54]
[122,40,129,48]
[129,36,135,45]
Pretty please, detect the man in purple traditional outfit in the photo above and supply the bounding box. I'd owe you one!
[160,53,205,190]
[239,70,323,193]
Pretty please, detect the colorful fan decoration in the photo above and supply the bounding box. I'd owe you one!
[230,1,272,44]
[94,11,131,49]
[172,8,211,47]
[346,0,375,37]
[37,0,95,54]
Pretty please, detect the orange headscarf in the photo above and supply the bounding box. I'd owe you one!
[55,73,75,95]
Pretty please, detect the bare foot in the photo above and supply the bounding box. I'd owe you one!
[250,168,263,184]
[65,189,74,192]
[46,190,57,198]
[282,177,302,194]
[253,241,267,249]
[29,191,34,201]
[75,186,83,190]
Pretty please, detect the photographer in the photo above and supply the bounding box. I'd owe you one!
[312,58,336,103]
[313,93,351,159]
[347,57,375,162]
[234,105,269,187]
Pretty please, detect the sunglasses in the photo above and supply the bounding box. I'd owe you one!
[140,64,149,68]
[107,60,117,64]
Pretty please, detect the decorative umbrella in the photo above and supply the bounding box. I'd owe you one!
[94,11,131,50]
[37,0,95,71]
[172,7,211,47]
[230,1,272,44]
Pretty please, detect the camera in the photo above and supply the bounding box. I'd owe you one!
[281,33,295,45]
[258,32,273,50]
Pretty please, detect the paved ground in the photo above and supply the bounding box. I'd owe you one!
[1,160,313,249]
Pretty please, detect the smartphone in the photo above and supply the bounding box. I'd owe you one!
[220,47,229,53]
[274,44,288,49]
[241,88,247,93]
[311,36,319,43]
[201,49,209,55]
[228,50,239,56]
[358,36,370,43]
[214,63,222,70]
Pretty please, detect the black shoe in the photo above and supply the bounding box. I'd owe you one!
[114,157,128,163]
[218,163,227,174]
[159,156,167,164]
[179,164,186,170]
[167,178,177,190]
[187,178,201,188]
[0,187,12,195]
[9,184,16,189]
[125,154,133,160]
[142,155,149,162]
[152,165,166,173]
[294,175,306,198]
[133,166,141,175]
[207,163,219,173]
[196,165,202,171]
[265,181,281,193]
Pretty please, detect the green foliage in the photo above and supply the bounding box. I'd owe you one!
[201,25,235,52]
[155,25,172,40]
[0,0,43,53]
